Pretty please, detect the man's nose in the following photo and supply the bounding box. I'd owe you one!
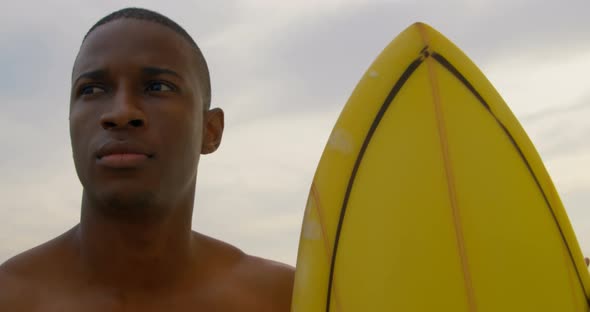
[100,91,147,130]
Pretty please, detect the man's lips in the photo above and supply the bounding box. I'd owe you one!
[98,153,150,168]
[95,141,154,169]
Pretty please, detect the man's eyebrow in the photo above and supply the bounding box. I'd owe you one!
[73,69,107,85]
[142,67,183,79]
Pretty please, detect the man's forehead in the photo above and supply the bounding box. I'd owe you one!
[73,19,197,77]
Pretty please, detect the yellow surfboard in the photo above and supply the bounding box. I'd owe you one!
[291,22,590,311]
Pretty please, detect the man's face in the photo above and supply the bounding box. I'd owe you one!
[70,19,214,214]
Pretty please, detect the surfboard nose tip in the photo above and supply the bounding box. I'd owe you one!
[411,21,432,29]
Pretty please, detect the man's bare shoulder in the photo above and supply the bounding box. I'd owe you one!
[0,227,77,308]
[0,262,38,310]
[0,240,57,309]
[194,232,295,311]
[1,227,77,278]
[235,254,295,309]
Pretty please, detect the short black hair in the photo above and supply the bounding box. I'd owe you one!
[82,7,211,109]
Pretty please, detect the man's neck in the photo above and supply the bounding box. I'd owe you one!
[75,195,198,292]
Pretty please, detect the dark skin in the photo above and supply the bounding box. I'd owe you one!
[0,19,294,311]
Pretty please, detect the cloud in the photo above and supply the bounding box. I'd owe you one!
[522,101,590,160]
[0,34,56,99]
[484,47,590,116]
[545,148,590,195]
[201,0,590,122]
[0,157,80,262]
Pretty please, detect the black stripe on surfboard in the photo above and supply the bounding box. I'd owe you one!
[431,51,589,296]
[325,51,428,311]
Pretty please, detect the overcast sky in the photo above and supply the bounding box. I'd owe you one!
[0,0,589,266]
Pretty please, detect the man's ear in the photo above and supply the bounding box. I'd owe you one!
[201,108,224,155]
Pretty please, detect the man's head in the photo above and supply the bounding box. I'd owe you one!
[69,8,224,219]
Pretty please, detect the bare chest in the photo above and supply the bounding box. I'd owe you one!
[28,284,271,312]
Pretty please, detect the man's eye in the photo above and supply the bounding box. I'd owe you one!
[80,86,105,95]
[146,82,174,92]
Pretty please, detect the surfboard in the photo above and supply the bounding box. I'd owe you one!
[291,22,590,311]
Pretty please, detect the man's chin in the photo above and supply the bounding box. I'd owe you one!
[94,191,161,222]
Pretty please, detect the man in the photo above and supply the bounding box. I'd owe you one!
[0,7,294,311]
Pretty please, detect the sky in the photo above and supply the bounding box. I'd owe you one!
[0,0,589,266]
